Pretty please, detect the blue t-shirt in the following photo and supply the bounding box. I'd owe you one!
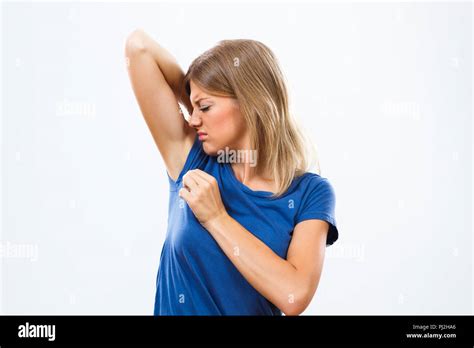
[154,134,339,315]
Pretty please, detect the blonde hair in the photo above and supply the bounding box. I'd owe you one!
[182,39,319,198]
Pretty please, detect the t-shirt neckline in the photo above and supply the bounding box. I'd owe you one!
[223,162,303,199]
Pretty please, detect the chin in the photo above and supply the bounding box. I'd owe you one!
[201,142,219,156]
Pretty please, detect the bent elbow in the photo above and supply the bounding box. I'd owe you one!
[281,301,309,316]
[283,307,304,316]
[281,291,313,316]
[125,29,147,55]
[282,302,308,316]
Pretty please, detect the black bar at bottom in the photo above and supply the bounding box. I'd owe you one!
[0,315,472,346]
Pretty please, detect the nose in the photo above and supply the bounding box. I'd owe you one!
[188,108,202,128]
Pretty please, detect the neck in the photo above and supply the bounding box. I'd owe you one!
[229,136,273,186]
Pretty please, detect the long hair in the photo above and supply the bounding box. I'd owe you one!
[182,39,319,198]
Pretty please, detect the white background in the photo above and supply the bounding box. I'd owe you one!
[1,0,472,314]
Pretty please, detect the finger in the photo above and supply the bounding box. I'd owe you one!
[192,169,214,184]
[182,171,199,193]
[191,172,213,191]
[186,170,212,188]
[178,187,191,201]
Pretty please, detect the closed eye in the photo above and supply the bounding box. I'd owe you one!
[200,106,210,112]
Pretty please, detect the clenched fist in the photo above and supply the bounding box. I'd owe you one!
[179,169,228,226]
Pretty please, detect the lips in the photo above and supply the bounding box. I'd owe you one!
[197,131,207,140]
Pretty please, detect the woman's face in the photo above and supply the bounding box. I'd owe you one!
[188,80,247,155]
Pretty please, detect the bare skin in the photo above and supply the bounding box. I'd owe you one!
[125,29,330,315]
[125,29,195,181]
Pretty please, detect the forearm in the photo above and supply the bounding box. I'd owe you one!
[203,212,310,315]
[127,29,192,113]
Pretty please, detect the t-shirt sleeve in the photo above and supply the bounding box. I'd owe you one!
[166,133,207,189]
[294,176,339,246]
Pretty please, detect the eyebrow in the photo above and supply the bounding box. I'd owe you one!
[191,97,212,105]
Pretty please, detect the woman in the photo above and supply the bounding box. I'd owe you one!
[125,29,339,316]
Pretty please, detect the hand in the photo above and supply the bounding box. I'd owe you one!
[179,169,228,226]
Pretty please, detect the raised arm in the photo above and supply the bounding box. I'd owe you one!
[124,29,195,181]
